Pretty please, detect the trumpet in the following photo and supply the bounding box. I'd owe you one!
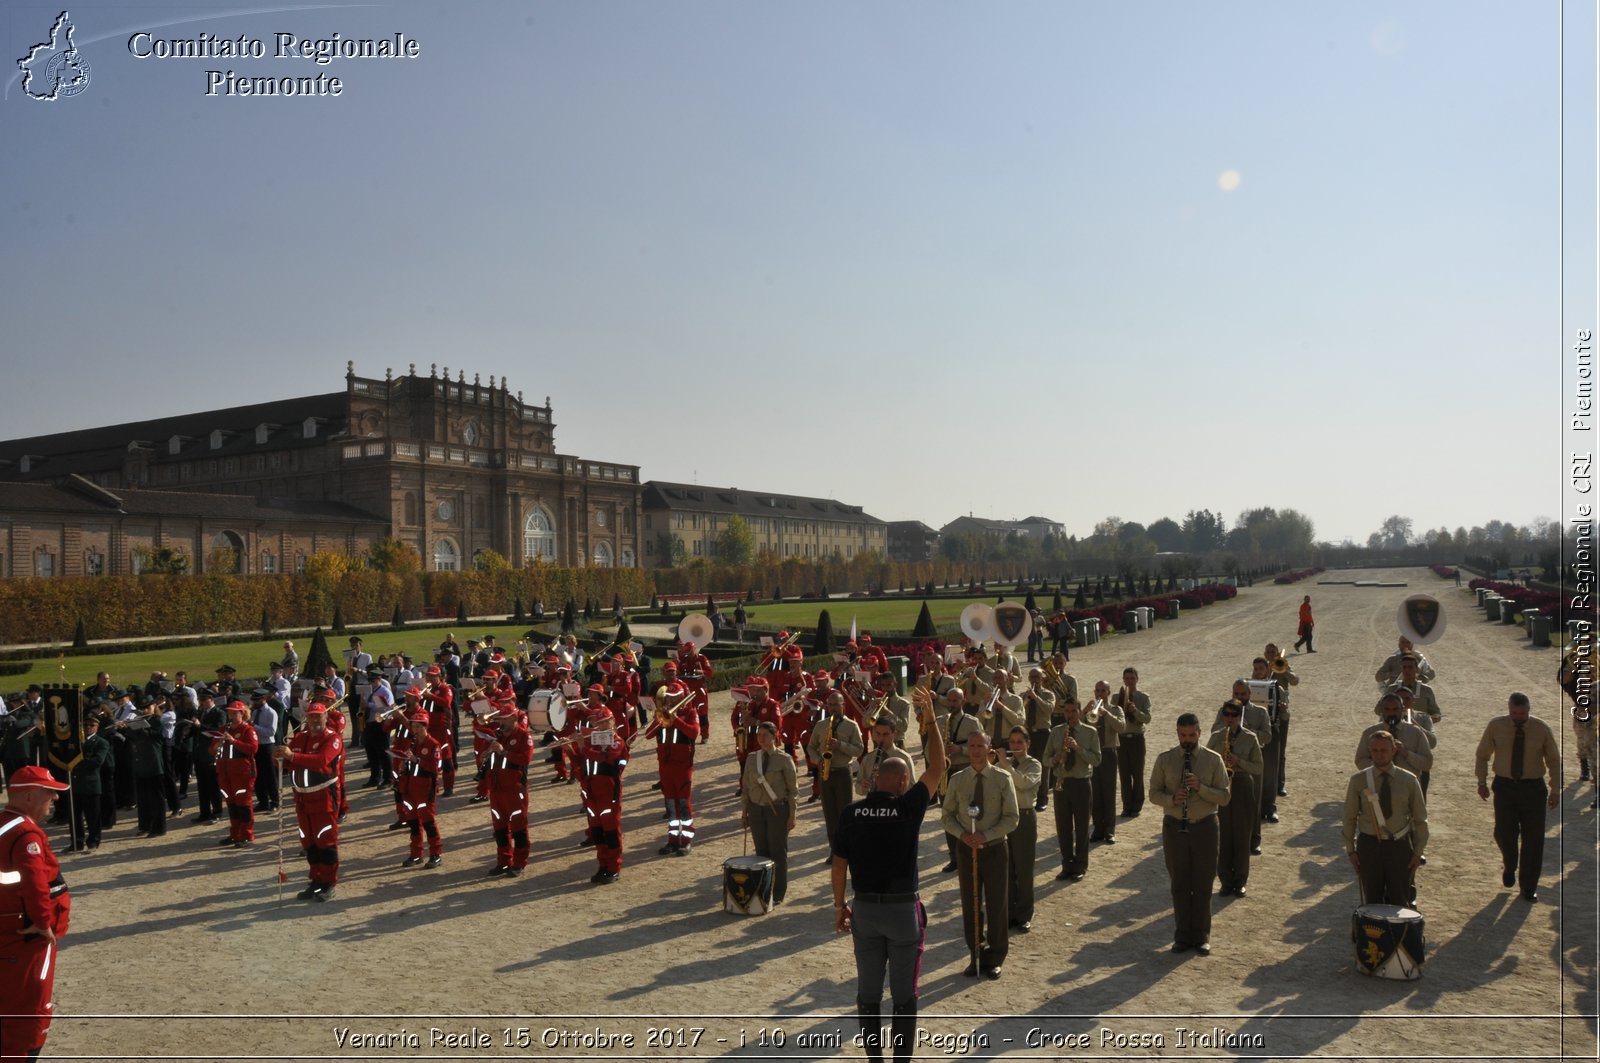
[1086,697,1106,724]
[1051,732,1072,793]
[1120,685,1136,721]
[1271,656,1290,677]
[911,685,935,746]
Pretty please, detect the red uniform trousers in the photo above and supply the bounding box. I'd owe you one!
[293,786,340,887]
[583,771,624,873]
[216,759,256,842]
[397,775,442,858]
[656,740,695,848]
[0,816,69,1056]
[487,771,530,869]
[686,680,710,740]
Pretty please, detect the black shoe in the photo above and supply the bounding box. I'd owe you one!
[579,837,597,848]
[592,870,619,884]
[297,887,319,901]
[1277,788,1289,797]
[192,815,215,825]
[1170,941,1191,954]
[1250,845,1262,856]
[1521,889,1538,902]
[217,836,237,846]
[1417,854,1427,865]
[982,966,1002,980]
[313,886,334,902]
[402,856,424,867]
[1055,869,1074,881]
[1015,921,1031,934]
[253,804,271,813]
[233,840,250,849]
[1195,942,1211,956]
[1234,886,1247,898]
[502,867,522,877]
[424,855,442,869]
[388,821,408,831]
[1071,872,1085,882]
[489,865,509,876]
[1104,835,1116,845]
[674,845,691,857]
[941,860,957,873]
[1089,833,1106,843]
[807,792,820,804]
[659,844,680,856]
[1502,868,1516,888]
[962,960,978,977]
[469,795,487,803]
[1264,813,1280,824]
[1034,800,1047,812]
[650,781,662,791]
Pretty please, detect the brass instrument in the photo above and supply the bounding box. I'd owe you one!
[1041,659,1071,703]
[1221,725,1234,779]
[754,630,803,674]
[1051,730,1070,793]
[1271,656,1290,677]
[911,685,934,747]
[1085,697,1105,725]
[1120,684,1136,721]
[625,689,696,751]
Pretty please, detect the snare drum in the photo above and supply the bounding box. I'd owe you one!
[722,856,775,916]
[1352,903,1425,979]
[528,690,568,733]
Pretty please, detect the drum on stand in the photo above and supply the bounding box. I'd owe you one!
[722,856,775,916]
[1352,903,1425,979]
[528,690,568,733]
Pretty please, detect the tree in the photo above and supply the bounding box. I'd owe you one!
[391,602,406,629]
[655,532,688,567]
[367,537,423,574]
[561,599,577,634]
[1374,515,1415,551]
[303,550,351,585]
[1147,517,1186,552]
[473,549,511,572]
[133,546,188,576]
[456,600,469,623]
[813,610,836,655]
[72,617,88,650]
[259,607,272,639]
[713,514,755,566]
[912,601,937,638]
[330,602,346,634]
[1182,509,1227,553]
[303,627,335,679]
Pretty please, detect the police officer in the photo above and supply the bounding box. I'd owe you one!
[831,695,946,1063]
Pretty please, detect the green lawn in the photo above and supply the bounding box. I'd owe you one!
[25,623,574,689]
[695,596,1046,632]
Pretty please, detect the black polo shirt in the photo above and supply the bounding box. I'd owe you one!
[831,781,932,895]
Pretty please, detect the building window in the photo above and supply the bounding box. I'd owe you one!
[593,541,613,567]
[85,549,104,576]
[523,506,557,562]
[130,551,144,575]
[619,547,635,568]
[403,492,417,526]
[434,538,459,572]
[262,551,278,574]
[644,514,653,531]
[693,540,703,557]
[34,547,56,577]
[295,553,307,573]
[596,508,607,528]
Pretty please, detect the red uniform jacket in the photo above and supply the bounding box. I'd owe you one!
[211,721,259,764]
[391,733,442,803]
[284,730,343,793]
[654,683,700,745]
[485,724,534,791]
[0,808,69,937]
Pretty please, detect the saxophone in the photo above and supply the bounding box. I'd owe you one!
[1179,748,1193,833]
[1222,726,1234,779]
[820,714,837,783]
[1051,730,1069,793]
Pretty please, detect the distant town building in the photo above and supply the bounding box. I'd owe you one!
[0,365,640,577]
[887,520,940,563]
[641,481,886,567]
[939,515,1064,541]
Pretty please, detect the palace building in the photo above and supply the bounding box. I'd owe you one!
[641,481,886,567]
[0,364,640,578]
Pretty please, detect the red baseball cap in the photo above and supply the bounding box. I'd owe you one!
[6,766,68,792]
[680,641,696,652]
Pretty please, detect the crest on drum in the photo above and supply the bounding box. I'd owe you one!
[1397,594,1446,646]
[992,603,1031,647]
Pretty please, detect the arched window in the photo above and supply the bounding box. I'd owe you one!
[619,547,635,569]
[523,507,557,563]
[210,531,244,574]
[593,541,613,568]
[434,538,459,572]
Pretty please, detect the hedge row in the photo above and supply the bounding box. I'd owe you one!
[0,567,653,646]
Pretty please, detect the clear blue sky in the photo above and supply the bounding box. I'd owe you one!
[2,1,1588,544]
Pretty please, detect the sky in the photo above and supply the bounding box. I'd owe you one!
[1,1,1593,545]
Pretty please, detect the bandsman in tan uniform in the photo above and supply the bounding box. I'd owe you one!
[1021,669,1057,810]
[740,722,798,905]
[806,692,865,853]
[1150,713,1231,955]
[1342,730,1427,905]
[1110,667,1152,817]
[941,731,1020,980]
[1208,701,1263,897]
[1042,699,1099,881]
[1001,726,1042,933]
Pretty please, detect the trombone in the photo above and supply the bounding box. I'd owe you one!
[626,690,697,751]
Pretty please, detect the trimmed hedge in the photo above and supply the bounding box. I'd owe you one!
[0,567,652,646]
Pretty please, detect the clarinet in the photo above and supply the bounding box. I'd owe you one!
[1179,749,1192,833]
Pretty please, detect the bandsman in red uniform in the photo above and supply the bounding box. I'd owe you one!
[776,668,816,771]
[318,689,351,821]
[0,766,71,1061]
[676,641,715,745]
[580,710,628,883]
[856,633,891,675]
[212,699,259,848]
[392,707,444,868]
[652,665,700,855]
[484,707,534,876]
[274,702,344,902]
[419,666,457,796]
[469,682,504,804]
[733,676,785,785]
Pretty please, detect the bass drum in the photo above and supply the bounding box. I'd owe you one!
[722,856,775,916]
[527,689,568,733]
[1352,903,1425,979]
